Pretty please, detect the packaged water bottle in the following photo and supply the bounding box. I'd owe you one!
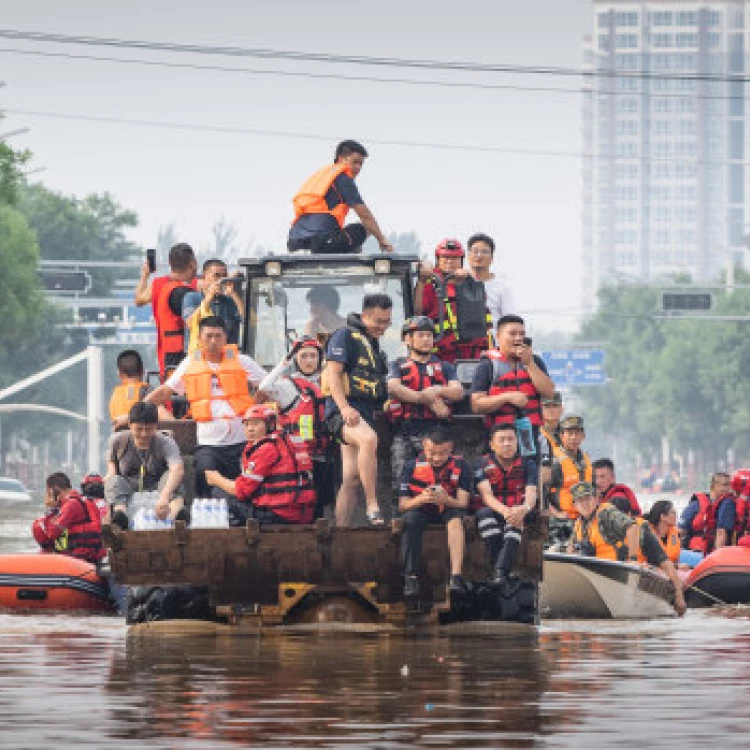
[191,498,204,529]
[144,508,156,531]
[515,416,537,458]
[205,498,216,528]
[218,499,229,528]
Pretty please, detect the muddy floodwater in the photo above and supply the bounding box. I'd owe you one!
[2,505,748,749]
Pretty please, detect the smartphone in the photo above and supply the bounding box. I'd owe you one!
[146,248,156,274]
[523,336,533,347]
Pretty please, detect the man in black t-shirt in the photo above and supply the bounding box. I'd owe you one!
[289,140,393,254]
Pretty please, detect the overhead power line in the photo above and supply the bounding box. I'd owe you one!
[3,28,750,83]
[5,106,749,166]
[0,46,748,102]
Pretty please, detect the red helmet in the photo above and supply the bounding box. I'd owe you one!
[243,405,277,427]
[81,472,103,488]
[434,238,465,259]
[732,469,750,497]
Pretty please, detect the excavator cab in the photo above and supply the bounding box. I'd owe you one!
[239,253,416,368]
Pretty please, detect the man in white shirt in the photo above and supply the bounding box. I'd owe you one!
[466,233,514,327]
[146,316,266,499]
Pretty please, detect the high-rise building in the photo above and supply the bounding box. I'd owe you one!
[583,2,747,301]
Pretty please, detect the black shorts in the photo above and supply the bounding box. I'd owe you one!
[324,409,377,444]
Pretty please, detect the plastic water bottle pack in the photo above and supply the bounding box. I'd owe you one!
[130,490,175,531]
[191,498,230,529]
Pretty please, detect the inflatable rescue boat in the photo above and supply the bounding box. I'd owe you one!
[0,554,113,613]
[541,552,676,619]
[684,545,750,607]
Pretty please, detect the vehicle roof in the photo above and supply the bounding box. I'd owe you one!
[238,252,418,272]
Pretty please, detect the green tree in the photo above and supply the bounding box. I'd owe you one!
[0,142,31,206]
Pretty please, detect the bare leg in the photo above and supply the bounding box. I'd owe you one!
[446,517,465,576]
[341,420,380,516]
[335,443,361,527]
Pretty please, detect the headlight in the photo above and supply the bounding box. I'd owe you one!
[265,261,282,277]
[374,258,391,275]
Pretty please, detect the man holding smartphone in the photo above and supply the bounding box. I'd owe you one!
[182,258,244,353]
[470,314,555,450]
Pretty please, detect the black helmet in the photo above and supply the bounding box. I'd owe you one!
[401,316,434,340]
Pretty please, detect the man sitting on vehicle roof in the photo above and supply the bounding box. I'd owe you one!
[104,402,186,530]
[399,424,471,598]
[288,140,393,255]
[32,472,106,565]
[322,293,392,527]
[205,405,316,525]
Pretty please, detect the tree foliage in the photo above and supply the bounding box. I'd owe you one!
[576,277,750,468]
[0,142,32,206]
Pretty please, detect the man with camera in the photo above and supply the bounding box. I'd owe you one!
[470,314,555,451]
[182,258,244,353]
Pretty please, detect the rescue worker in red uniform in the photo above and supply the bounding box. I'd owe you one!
[386,316,465,508]
[732,469,750,547]
[288,139,393,254]
[414,239,493,363]
[592,457,642,516]
[109,349,150,431]
[205,405,316,525]
[471,314,555,444]
[679,472,736,553]
[398,424,472,598]
[32,472,105,564]
[134,242,198,379]
[259,337,334,519]
[475,424,539,586]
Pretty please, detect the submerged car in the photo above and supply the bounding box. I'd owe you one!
[0,477,32,503]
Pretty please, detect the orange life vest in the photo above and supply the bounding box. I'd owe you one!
[482,349,543,428]
[639,523,680,564]
[109,382,149,422]
[183,345,254,422]
[152,275,196,377]
[292,163,354,228]
[572,502,625,561]
[554,450,592,520]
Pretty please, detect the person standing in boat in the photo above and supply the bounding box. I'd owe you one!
[399,424,471,598]
[592,458,642,517]
[475,424,538,586]
[679,473,736,553]
[386,316,465,509]
[32,472,106,564]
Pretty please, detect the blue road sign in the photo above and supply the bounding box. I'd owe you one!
[540,349,607,386]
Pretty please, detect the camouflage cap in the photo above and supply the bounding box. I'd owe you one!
[560,415,585,431]
[542,391,563,406]
[571,481,595,501]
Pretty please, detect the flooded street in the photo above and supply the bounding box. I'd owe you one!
[2,504,748,748]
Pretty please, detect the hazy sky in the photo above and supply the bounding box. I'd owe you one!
[0,0,592,332]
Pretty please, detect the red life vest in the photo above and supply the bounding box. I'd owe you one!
[474,453,526,513]
[602,483,642,516]
[56,492,105,563]
[482,349,542,427]
[689,492,739,553]
[386,356,451,423]
[429,273,490,363]
[278,377,328,455]
[242,432,316,523]
[407,453,463,516]
[151,275,196,377]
